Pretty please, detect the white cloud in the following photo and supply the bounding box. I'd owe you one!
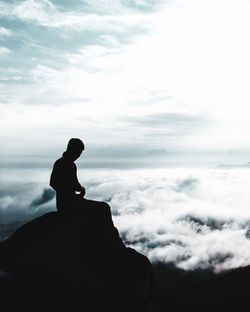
[0,27,12,37]
[81,168,250,271]
[1,0,149,31]
[5,0,58,26]
[0,47,11,56]
[0,196,14,210]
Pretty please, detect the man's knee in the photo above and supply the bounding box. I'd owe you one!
[100,201,111,215]
[101,201,110,209]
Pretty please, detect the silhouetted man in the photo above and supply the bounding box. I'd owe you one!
[50,138,113,225]
[50,138,85,213]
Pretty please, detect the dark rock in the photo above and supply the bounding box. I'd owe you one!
[0,211,154,312]
[2,210,250,311]
[152,261,250,311]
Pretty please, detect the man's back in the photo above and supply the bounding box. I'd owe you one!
[50,152,82,212]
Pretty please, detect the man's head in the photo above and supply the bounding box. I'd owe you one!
[66,138,85,160]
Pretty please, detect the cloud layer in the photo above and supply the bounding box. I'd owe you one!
[29,187,55,208]
[2,167,250,272]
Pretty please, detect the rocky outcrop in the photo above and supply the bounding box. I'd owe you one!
[2,208,250,311]
[0,211,154,311]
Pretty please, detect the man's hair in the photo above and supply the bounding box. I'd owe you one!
[67,138,85,151]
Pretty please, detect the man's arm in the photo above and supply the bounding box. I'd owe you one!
[74,164,86,196]
[50,160,75,192]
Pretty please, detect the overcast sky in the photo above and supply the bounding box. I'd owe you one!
[1,0,250,165]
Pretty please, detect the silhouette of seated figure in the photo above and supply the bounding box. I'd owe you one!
[50,138,113,226]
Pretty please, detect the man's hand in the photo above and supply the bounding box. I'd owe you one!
[80,186,86,197]
[75,186,86,197]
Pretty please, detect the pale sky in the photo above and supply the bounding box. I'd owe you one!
[1,0,250,165]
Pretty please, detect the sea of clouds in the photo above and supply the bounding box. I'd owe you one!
[1,167,250,272]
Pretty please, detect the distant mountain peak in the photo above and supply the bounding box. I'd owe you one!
[217,162,250,168]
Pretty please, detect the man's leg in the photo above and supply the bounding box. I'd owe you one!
[81,199,114,226]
